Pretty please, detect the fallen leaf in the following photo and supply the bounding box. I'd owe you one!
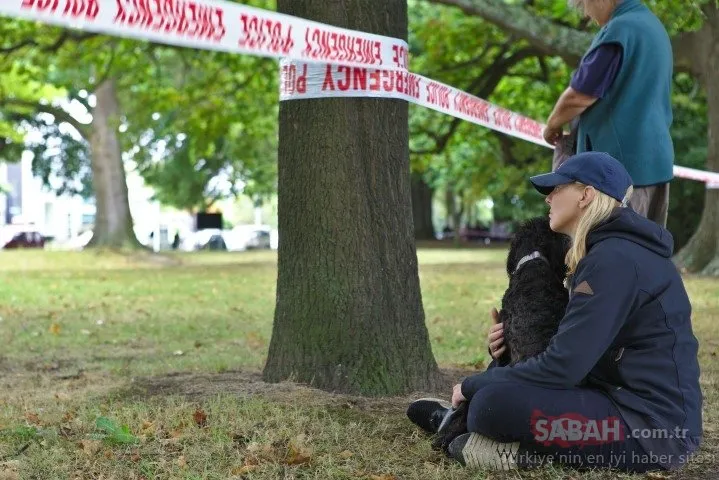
[54,392,70,401]
[285,434,313,466]
[245,332,266,350]
[338,450,353,459]
[49,323,61,335]
[80,440,102,456]
[141,421,154,432]
[193,409,208,428]
[173,350,184,356]
[24,412,41,425]
[131,450,141,463]
[177,455,187,469]
[62,411,76,422]
[230,464,258,476]
[103,450,114,460]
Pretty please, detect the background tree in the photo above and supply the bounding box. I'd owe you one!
[407,0,571,238]
[425,0,719,273]
[0,27,143,248]
[122,47,279,214]
[263,0,441,395]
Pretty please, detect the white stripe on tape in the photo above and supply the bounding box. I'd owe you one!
[673,166,719,186]
[3,1,719,186]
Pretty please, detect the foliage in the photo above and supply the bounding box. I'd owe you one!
[0,0,279,210]
[408,0,570,225]
[92,417,140,445]
[121,47,279,212]
[413,0,713,228]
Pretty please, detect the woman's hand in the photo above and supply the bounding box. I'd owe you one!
[488,307,506,360]
[451,383,466,408]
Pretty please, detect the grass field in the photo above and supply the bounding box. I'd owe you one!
[0,249,717,479]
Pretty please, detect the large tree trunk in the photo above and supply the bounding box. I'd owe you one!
[674,7,719,275]
[411,173,435,240]
[86,78,142,249]
[263,0,441,395]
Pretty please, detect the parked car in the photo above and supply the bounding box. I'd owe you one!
[245,228,272,250]
[1,229,45,249]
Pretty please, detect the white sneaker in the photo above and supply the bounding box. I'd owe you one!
[448,432,521,470]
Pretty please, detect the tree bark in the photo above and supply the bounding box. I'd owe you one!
[263,0,441,395]
[674,7,719,275]
[86,78,142,249]
[411,173,436,240]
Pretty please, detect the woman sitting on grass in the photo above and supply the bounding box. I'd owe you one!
[408,152,703,473]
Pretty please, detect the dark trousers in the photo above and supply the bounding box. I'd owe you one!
[467,361,662,472]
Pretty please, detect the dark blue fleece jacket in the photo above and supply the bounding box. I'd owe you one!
[462,207,703,470]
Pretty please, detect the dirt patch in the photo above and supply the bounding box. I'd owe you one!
[129,367,478,413]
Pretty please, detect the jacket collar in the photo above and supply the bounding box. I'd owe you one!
[611,0,643,19]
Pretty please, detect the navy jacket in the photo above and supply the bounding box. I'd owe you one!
[462,207,703,470]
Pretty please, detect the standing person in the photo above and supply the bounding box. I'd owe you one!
[543,0,674,227]
[407,153,702,473]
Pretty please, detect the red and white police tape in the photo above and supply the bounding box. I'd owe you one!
[2,0,718,187]
[1,0,409,71]
[278,60,549,148]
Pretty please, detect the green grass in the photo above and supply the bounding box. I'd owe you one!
[0,249,716,479]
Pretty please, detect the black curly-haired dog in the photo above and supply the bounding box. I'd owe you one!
[431,216,570,453]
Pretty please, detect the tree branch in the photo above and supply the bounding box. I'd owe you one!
[0,39,38,54]
[0,98,90,138]
[411,45,543,155]
[1,31,97,56]
[426,0,699,73]
[426,0,591,64]
[425,41,503,76]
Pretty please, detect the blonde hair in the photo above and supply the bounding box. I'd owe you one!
[565,182,634,276]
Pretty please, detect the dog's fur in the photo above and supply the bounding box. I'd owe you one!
[500,216,570,366]
[432,216,570,453]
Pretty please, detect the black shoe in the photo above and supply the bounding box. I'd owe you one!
[436,404,466,434]
[447,432,520,470]
[406,398,451,433]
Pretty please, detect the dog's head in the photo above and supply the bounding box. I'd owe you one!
[506,216,570,281]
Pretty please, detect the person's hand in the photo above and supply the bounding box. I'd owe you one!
[488,307,506,360]
[452,383,466,408]
[543,124,563,146]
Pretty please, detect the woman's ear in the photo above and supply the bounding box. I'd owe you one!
[578,186,596,209]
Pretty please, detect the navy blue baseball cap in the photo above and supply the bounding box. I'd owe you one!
[530,152,633,202]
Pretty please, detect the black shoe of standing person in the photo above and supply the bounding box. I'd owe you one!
[406,398,452,433]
